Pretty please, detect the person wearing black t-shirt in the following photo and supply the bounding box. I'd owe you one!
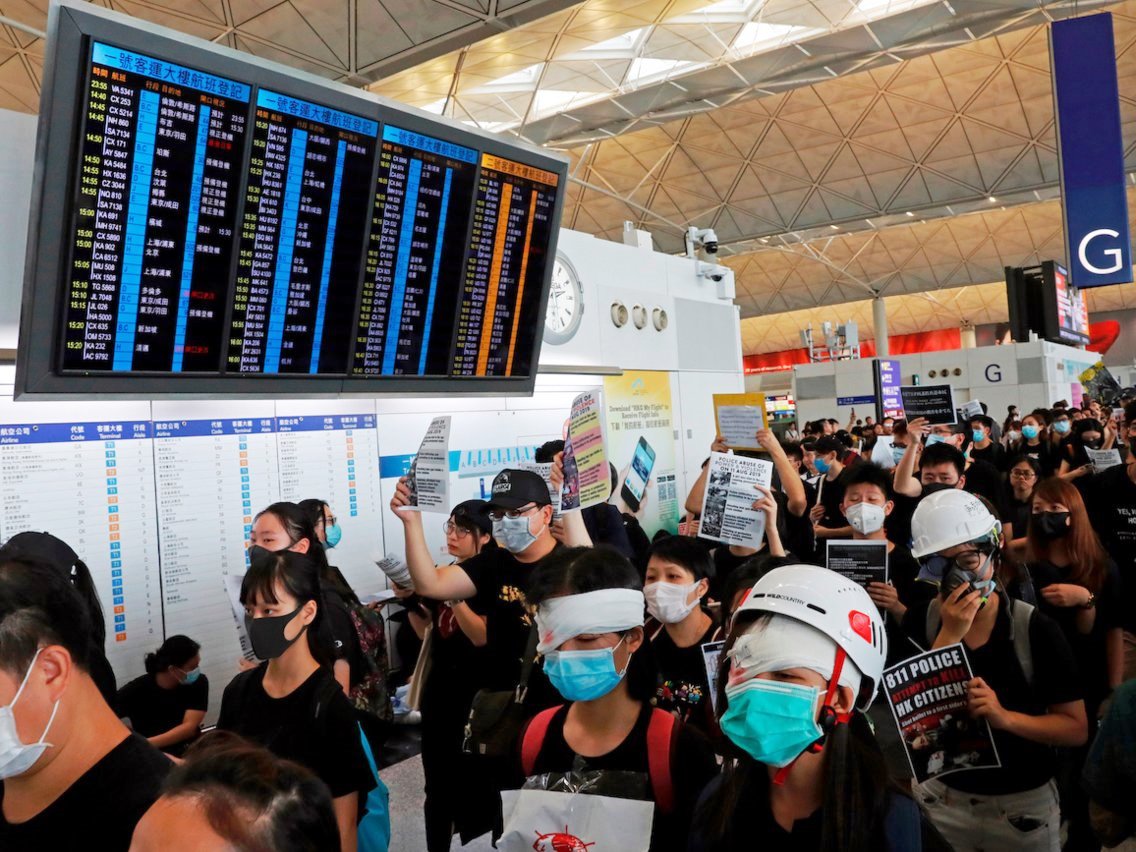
[809,436,857,560]
[1058,418,1107,485]
[999,455,1040,560]
[115,634,207,757]
[0,555,170,852]
[967,415,1006,471]
[904,491,1086,852]
[1012,412,1060,477]
[217,551,374,852]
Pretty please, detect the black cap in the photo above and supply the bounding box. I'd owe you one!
[0,531,81,575]
[813,436,844,456]
[487,469,551,510]
[451,499,493,535]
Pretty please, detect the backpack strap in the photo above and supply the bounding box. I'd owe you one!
[925,599,942,649]
[646,708,677,816]
[520,706,562,777]
[312,672,344,721]
[1007,598,1035,687]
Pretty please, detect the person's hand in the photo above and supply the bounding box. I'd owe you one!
[390,476,418,518]
[752,485,778,524]
[1040,583,1092,608]
[809,503,825,523]
[612,465,650,517]
[391,583,416,600]
[906,417,931,441]
[550,451,565,490]
[1072,464,1092,479]
[967,677,1010,730]
[756,429,782,455]
[937,582,984,644]
[711,435,729,454]
[868,581,905,617]
[549,518,568,544]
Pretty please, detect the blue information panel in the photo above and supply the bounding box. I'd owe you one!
[62,42,250,372]
[228,91,379,374]
[353,126,479,376]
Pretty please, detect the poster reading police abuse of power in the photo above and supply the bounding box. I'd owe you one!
[883,644,1000,783]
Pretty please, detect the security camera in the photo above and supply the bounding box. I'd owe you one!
[698,263,727,283]
[685,226,720,257]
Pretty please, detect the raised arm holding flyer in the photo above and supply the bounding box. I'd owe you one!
[400,415,451,513]
[697,451,774,549]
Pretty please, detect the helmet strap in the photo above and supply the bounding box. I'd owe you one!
[772,647,851,786]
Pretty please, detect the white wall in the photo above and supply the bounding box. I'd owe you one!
[0,108,37,351]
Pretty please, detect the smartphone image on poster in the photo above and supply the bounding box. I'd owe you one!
[621,436,656,512]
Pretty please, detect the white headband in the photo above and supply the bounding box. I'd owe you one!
[536,589,645,654]
[727,616,862,695]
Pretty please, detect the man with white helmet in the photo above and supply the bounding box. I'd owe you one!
[902,490,1087,852]
[692,564,925,851]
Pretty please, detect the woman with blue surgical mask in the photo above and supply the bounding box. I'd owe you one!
[114,635,207,757]
[502,547,717,852]
[691,564,920,852]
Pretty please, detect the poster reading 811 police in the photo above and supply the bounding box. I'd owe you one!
[603,371,679,538]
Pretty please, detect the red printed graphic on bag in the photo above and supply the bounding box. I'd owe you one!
[532,827,595,852]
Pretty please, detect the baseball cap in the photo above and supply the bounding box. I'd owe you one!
[488,469,551,510]
[451,499,493,535]
[0,531,81,575]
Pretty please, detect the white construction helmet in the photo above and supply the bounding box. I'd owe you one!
[910,489,1002,558]
[734,564,887,710]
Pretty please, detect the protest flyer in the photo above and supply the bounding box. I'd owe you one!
[899,385,957,425]
[960,399,984,420]
[519,460,563,521]
[697,452,774,549]
[883,644,1001,783]
[223,572,256,661]
[401,416,450,512]
[566,389,609,509]
[375,554,413,587]
[702,640,726,714]
[1087,447,1123,472]
[713,393,768,451]
[825,540,888,588]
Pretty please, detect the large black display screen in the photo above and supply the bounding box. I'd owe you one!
[18,2,567,398]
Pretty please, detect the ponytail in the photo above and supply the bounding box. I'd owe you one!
[144,634,201,675]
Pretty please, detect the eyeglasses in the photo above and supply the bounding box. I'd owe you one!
[1009,470,1036,480]
[324,514,337,526]
[443,521,472,536]
[487,504,537,522]
[919,548,990,576]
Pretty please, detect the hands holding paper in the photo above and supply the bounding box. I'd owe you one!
[389,477,421,523]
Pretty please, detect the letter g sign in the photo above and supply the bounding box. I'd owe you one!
[985,364,1002,383]
[1079,229,1125,275]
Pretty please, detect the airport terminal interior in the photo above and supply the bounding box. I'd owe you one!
[1,0,1136,850]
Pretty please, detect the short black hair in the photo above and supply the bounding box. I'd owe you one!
[919,443,966,477]
[240,551,330,666]
[1007,454,1042,478]
[166,731,339,851]
[0,558,94,677]
[720,555,800,624]
[527,547,656,702]
[646,536,713,580]
[534,440,565,464]
[841,462,892,500]
[780,441,803,462]
[1074,418,1103,436]
[968,415,994,431]
[814,436,844,456]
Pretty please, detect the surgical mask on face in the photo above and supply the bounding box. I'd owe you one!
[1032,511,1071,541]
[244,607,305,660]
[845,502,886,535]
[925,434,949,447]
[1054,420,1071,435]
[719,679,824,768]
[813,456,831,474]
[891,445,907,465]
[543,638,629,702]
[179,667,201,685]
[0,648,61,780]
[492,514,542,554]
[324,523,342,549]
[1022,425,1040,440]
[644,581,701,624]
[971,429,986,444]
[1006,430,1022,443]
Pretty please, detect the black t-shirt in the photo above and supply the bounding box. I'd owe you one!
[886,493,918,550]
[817,467,852,530]
[323,587,364,686]
[1081,464,1136,632]
[0,733,170,852]
[459,545,558,706]
[710,546,754,604]
[1013,439,1059,477]
[217,664,375,800]
[521,703,718,852]
[961,458,1002,506]
[582,503,635,560]
[115,673,208,754]
[900,594,1083,794]
[969,442,1006,471]
[650,620,723,735]
[999,489,1032,540]
[1030,558,1122,710]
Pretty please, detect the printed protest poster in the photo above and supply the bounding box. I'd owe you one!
[401,416,451,512]
[565,389,609,510]
[519,460,563,521]
[825,540,888,588]
[883,644,1000,783]
[1086,447,1123,472]
[698,452,774,549]
[604,371,679,538]
[376,554,412,588]
[960,399,984,420]
[223,572,255,661]
[702,640,726,714]
[899,385,957,425]
[713,393,768,451]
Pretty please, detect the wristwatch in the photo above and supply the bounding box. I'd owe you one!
[1083,592,1096,609]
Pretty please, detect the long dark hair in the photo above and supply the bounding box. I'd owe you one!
[240,551,331,667]
[696,611,902,852]
[145,634,200,675]
[527,546,657,702]
[263,501,357,605]
[1027,477,1110,593]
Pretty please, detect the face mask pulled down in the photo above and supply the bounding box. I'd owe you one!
[0,648,61,779]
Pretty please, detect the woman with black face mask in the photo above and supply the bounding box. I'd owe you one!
[1058,418,1107,482]
[1027,477,1123,852]
[216,551,375,852]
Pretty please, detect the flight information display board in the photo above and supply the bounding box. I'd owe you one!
[353,126,478,376]
[229,91,378,374]
[19,2,567,397]
[453,154,560,377]
[62,43,249,373]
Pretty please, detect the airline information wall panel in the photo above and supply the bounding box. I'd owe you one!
[453,155,560,377]
[0,419,162,677]
[353,126,479,377]
[229,91,379,375]
[62,43,250,373]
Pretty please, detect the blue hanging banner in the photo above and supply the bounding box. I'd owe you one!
[1051,13,1132,288]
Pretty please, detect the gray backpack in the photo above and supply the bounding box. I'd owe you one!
[925,596,1034,686]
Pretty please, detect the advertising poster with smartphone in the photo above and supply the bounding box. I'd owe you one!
[603,371,680,538]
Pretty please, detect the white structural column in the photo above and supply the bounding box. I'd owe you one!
[960,323,977,348]
[872,297,888,357]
